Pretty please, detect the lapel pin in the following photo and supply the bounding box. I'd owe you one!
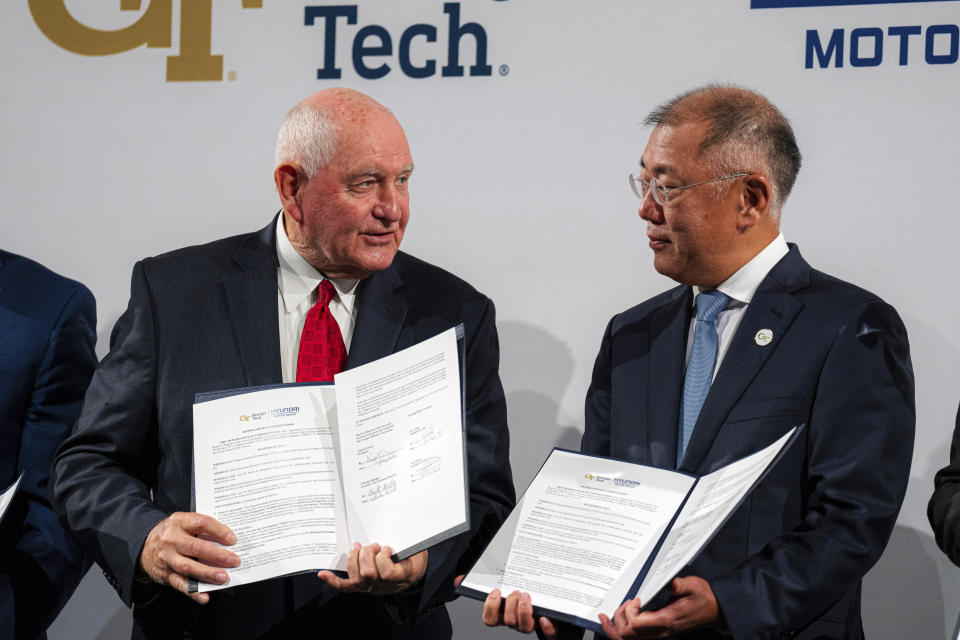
[754,329,774,346]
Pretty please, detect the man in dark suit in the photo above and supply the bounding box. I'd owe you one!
[0,250,96,639]
[51,88,514,639]
[928,403,960,565]
[483,86,914,639]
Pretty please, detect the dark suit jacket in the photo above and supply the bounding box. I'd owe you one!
[0,250,96,639]
[50,220,515,639]
[580,245,914,640]
[927,403,960,565]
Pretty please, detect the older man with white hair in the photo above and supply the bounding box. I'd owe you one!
[52,88,515,640]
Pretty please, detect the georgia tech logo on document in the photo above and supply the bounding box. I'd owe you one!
[584,473,643,488]
[28,0,263,82]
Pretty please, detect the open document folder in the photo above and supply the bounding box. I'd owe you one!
[190,326,468,593]
[458,426,801,634]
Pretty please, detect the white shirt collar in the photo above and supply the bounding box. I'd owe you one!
[275,214,359,315]
[694,233,789,306]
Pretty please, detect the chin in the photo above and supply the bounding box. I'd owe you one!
[653,258,680,280]
[358,251,398,275]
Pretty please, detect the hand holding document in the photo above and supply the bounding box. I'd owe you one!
[459,427,800,634]
[191,327,467,592]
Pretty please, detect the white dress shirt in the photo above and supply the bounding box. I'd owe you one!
[686,233,789,380]
[275,215,359,383]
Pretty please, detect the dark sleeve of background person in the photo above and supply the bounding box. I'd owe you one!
[928,403,960,566]
[0,251,97,639]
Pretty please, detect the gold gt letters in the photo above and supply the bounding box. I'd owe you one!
[29,0,262,81]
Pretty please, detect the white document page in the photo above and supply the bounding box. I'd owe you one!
[636,427,797,604]
[0,473,23,524]
[461,450,694,622]
[193,385,348,592]
[334,327,466,554]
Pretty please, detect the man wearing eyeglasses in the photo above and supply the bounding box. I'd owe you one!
[482,85,914,639]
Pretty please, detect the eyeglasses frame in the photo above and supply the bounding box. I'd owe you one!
[629,172,750,205]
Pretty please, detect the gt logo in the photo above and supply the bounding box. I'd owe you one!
[28,0,263,81]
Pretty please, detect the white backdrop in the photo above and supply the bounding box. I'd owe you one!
[2,1,959,638]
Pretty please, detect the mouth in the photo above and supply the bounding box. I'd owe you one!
[360,230,397,244]
[647,234,670,250]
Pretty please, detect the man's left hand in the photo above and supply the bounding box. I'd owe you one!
[317,543,427,595]
[599,576,719,639]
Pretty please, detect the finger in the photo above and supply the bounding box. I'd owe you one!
[317,570,350,591]
[613,602,630,630]
[628,609,668,635]
[539,617,558,640]
[516,592,535,633]
[172,531,240,568]
[167,568,212,605]
[599,614,622,640]
[172,512,237,546]
[481,589,502,627]
[162,552,232,587]
[345,542,362,581]
[668,577,684,596]
[357,543,382,583]
[502,590,523,629]
[453,574,464,588]
[374,545,400,582]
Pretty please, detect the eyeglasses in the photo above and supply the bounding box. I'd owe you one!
[628,173,749,205]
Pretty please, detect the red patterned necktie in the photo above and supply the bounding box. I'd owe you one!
[296,280,347,382]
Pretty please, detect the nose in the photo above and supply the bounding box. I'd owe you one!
[638,189,663,224]
[373,183,403,223]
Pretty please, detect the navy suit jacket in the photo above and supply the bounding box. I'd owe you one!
[581,245,914,640]
[927,402,960,565]
[51,220,515,639]
[0,250,95,639]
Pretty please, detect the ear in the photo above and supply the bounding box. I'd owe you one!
[737,174,772,231]
[274,163,305,223]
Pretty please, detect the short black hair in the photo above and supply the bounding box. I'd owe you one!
[644,84,802,210]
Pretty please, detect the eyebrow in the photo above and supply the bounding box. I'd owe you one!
[348,164,415,181]
[639,158,675,176]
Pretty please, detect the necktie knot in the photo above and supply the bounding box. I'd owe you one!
[696,290,729,323]
[318,279,336,307]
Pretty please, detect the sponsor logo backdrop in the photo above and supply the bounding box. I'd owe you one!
[2,1,957,638]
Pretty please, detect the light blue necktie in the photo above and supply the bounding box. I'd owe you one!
[678,290,730,467]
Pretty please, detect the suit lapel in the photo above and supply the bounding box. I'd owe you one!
[679,246,810,473]
[345,260,407,369]
[645,287,691,470]
[220,221,283,386]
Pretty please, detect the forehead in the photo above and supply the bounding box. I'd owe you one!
[331,110,413,173]
[640,121,708,177]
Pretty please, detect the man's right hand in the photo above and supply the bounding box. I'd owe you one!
[139,512,240,604]
[482,588,558,638]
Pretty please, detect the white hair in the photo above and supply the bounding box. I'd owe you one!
[274,103,337,178]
